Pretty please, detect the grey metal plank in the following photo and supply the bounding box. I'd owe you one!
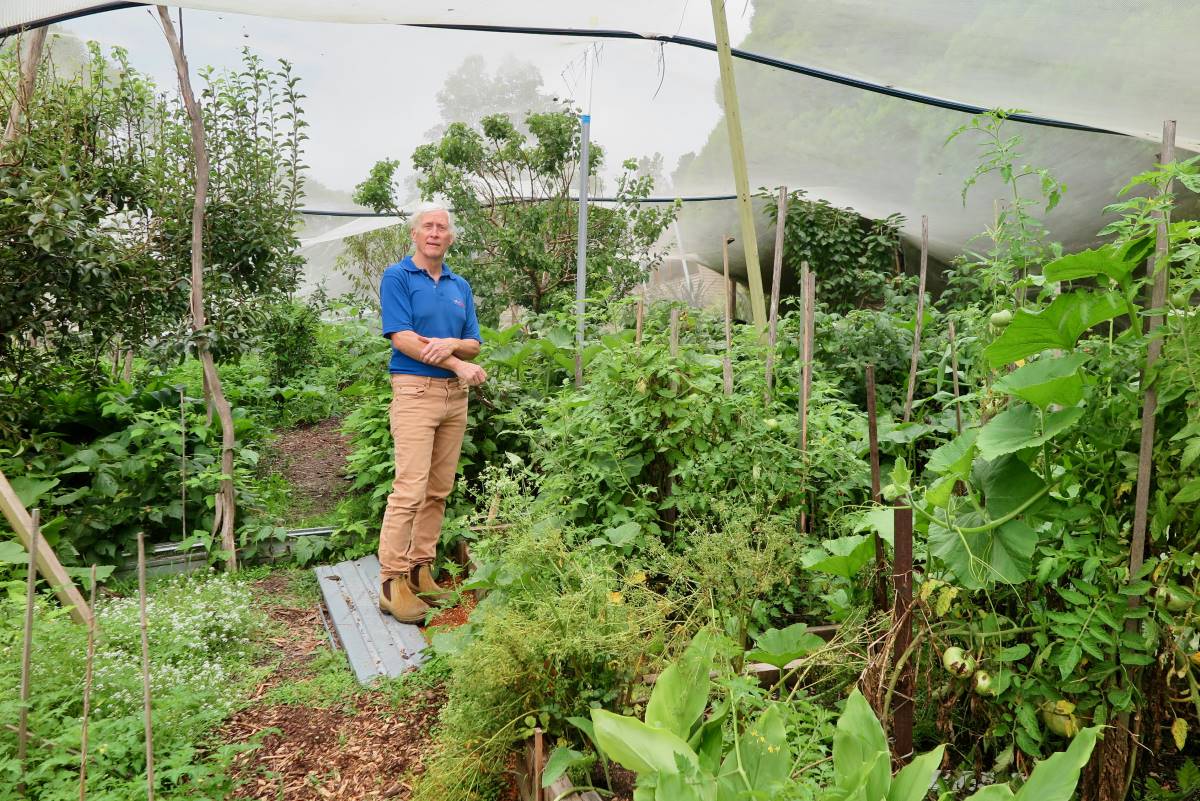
[344,557,425,674]
[314,564,381,685]
[314,556,428,685]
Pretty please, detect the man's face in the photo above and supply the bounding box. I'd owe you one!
[412,210,453,262]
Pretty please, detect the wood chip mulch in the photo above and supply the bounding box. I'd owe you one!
[219,578,448,800]
[266,417,352,521]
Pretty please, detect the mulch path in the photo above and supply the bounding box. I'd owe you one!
[268,417,352,522]
[221,577,448,800]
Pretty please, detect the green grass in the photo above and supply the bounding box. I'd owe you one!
[262,647,359,709]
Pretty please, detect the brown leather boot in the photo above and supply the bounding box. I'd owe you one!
[379,575,431,623]
[408,564,454,605]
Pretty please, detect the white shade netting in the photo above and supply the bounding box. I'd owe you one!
[14,1,1200,286]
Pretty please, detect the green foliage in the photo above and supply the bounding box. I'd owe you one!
[764,188,904,314]
[0,571,268,800]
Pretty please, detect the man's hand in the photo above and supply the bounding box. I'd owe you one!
[417,335,456,365]
[453,361,488,386]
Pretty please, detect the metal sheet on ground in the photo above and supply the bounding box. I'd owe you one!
[314,555,426,684]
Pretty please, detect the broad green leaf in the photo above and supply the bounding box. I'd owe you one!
[0,540,28,565]
[930,518,1038,589]
[657,769,710,801]
[977,404,1083,461]
[926,475,957,510]
[832,690,890,797]
[688,700,728,775]
[604,522,641,547]
[646,630,716,739]
[964,786,1017,801]
[8,476,59,508]
[746,624,826,669]
[1013,726,1099,801]
[808,535,876,578]
[717,705,790,799]
[979,455,1048,520]
[996,644,1031,662]
[1173,477,1200,505]
[542,747,587,787]
[985,291,1125,367]
[992,354,1086,410]
[888,745,946,801]
[591,709,699,776]
[1042,245,1141,286]
[851,507,895,548]
[927,430,979,479]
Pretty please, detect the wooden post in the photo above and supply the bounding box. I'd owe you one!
[18,508,38,796]
[709,0,768,334]
[903,216,929,423]
[137,532,155,801]
[669,308,681,358]
[532,727,545,801]
[765,186,788,402]
[799,269,815,533]
[1129,120,1177,580]
[179,388,187,541]
[721,236,734,396]
[79,565,97,801]
[3,27,48,147]
[635,294,645,347]
[948,320,963,435]
[158,6,238,571]
[891,503,914,761]
[0,471,90,624]
[866,366,888,611]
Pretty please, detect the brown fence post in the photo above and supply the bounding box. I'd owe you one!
[866,367,888,611]
[892,503,914,761]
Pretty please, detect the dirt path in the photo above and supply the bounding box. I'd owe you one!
[268,418,352,525]
[221,573,446,800]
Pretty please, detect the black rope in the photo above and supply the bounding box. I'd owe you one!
[409,22,1125,137]
[299,194,737,217]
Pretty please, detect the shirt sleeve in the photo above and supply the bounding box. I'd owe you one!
[461,282,482,342]
[380,269,413,337]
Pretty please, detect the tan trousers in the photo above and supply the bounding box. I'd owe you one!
[378,374,469,579]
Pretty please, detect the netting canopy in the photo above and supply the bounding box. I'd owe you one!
[12,1,1200,284]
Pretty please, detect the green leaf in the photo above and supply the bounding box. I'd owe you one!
[808,535,876,578]
[8,477,59,508]
[604,521,642,548]
[979,455,1048,520]
[930,518,1038,590]
[927,430,979,479]
[977,404,1084,461]
[646,630,717,740]
[832,690,890,797]
[984,291,1125,367]
[542,746,587,788]
[1042,246,1141,286]
[888,745,946,801]
[1014,727,1099,801]
[1173,477,1200,505]
[591,710,699,776]
[0,540,29,565]
[996,644,1031,662]
[964,786,1017,801]
[992,354,1086,410]
[746,624,826,669]
[717,705,790,798]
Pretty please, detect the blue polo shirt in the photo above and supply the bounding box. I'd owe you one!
[380,256,482,377]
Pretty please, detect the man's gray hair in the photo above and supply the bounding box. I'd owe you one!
[409,200,457,238]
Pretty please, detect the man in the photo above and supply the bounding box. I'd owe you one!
[377,201,487,622]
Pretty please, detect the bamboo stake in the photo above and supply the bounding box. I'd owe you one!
[3,27,48,147]
[903,216,929,423]
[892,503,914,761]
[709,0,767,334]
[179,388,187,541]
[532,727,545,801]
[721,236,734,396]
[18,508,39,797]
[158,6,238,571]
[1129,120,1176,580]
[137,532,155,801]
[799,269,815,533]
[948,320,963,435]
[866,366,888,611]
[765,186,788,402]
[635,294,645,347]
[79,565,97,801]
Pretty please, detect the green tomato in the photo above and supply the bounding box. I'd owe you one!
[973,670,998,696]
[764,417,780,430]
[989,310,1014,328]
[942,646,976,678]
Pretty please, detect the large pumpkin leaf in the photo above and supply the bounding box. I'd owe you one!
[746,624,826,669]
[979,454,1049,520]
[1042,241,1147,286]
[929,517,1038,590]
[927,429,979,479]
[992,354,1087,410]
[977,404,1084,461]
[985,291,1125,367]
[806,534,876,578]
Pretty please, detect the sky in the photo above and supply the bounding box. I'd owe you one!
[61,4,754,206]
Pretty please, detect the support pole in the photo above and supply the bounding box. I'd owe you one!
[79,565,97,801]
[0,471,90,624]
[1129,120,1176,580]
[866,366,888,611]
[18,509,38,797]
[179,388,187,541]
[765,186,788,402]
[574,110,591,388]
[903,216,929,422]
[137,532,155,801]
[635,292,645,347]
[709,0,767,334]
[722,236,734,395]
[799,268,815,533]
[3,26,48,147]
[158,7,238,570]
[891,503,914,761]
[948,320,963,435]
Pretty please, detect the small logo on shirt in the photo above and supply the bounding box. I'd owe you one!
[453,298,465,307]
